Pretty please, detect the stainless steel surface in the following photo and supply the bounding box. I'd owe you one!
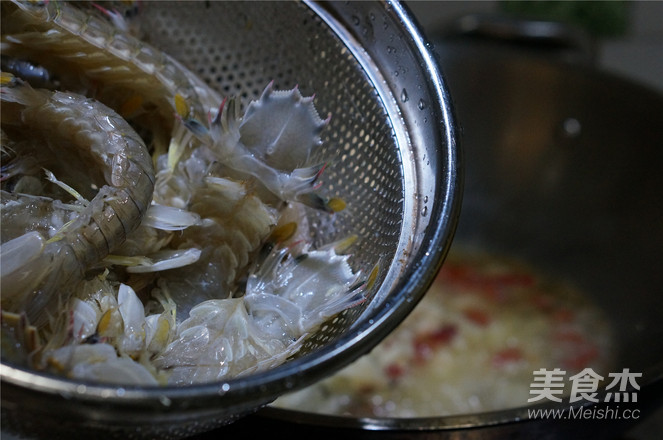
[0,1,460,439]
[231,35,663,439]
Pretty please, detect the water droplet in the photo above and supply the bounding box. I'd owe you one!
[352,15,360,26]
[400,88,409,103]
[561,117,582,138]
[421,206,428,217]
[116,388,126,397]
[423,195,429,203]
[387,45,396,54]
[159,396,172,407]
[418,99,426,110]
[76,385,87,394]
[393,71,399,77]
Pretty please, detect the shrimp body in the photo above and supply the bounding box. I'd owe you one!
[154,242,368,385]
[42,278,175,385]
[0,77,154,324]
[109,176,278,318]
[154,177,278,316]
[46,343,160,385]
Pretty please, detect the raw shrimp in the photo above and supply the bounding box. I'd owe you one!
[1,1,373,386]
[150,177,279,317]
[176,83,334,211]
[107,175,279,319]
[41,275,176,385]
[154,240,372,385]
[0,75,154,325]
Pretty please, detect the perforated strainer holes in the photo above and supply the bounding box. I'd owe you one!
[316,81,403,275]
[147,2,312,99]
[298,312,352,355]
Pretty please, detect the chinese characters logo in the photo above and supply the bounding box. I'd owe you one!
[528,368,641,403]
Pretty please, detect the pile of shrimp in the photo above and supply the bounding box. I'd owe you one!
[0,1,376,386]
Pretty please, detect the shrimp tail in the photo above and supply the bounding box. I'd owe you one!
[180,83,335,211]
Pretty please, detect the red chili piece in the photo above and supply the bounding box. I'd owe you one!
[463,307,491,326]
[492,347,523,367]
[413,324,457,364]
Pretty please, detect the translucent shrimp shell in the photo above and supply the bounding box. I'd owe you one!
[1,78,154,324]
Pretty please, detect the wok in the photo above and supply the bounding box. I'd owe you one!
[208,34,663,439]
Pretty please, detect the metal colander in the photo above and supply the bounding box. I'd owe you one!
[1,1,460,439]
